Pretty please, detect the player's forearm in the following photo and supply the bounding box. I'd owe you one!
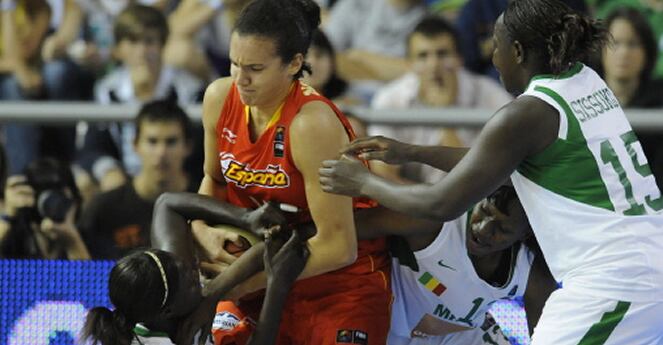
[228,234,356,298]
[354,207,444,240]
[360,175,458,221]
[246,281,292,345]
[156,192,252,230]
[204,242,266,300]
[407,145,469,172]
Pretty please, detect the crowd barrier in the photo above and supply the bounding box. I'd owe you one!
[0,102,662,131]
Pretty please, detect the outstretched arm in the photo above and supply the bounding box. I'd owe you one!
[320,97,559,221]
[344,135,469,173]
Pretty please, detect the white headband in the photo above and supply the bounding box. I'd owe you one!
[144,251,169,308]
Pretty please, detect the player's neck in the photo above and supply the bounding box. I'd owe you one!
[470,245,516,286]
[249,81,293,122]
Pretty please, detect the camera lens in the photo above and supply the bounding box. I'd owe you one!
[37,190,73,223]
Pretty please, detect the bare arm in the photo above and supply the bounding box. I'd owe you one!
[352,207,443,240]
[321,97,559,221]
[198,78,233,199]
[523,252,557,335]
[168,0,218,37]
[227,101,361,296]
[42,0,82,61]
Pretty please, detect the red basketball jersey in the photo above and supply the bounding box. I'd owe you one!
[215,80,388,287]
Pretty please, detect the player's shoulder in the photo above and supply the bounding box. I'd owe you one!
[291,100,343,133]
[204,77,234,103]
[202,77,235,126]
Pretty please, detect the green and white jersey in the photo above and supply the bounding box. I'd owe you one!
[132,324,213,345]
[389,212,532,340]
[513,63,663,302]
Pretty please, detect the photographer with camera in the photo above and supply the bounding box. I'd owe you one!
[0,158,90,259]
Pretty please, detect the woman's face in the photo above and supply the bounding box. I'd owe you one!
[229,33,302,107]
[492,15,523,94]
[302,46,333,91]
[603,18,646,82]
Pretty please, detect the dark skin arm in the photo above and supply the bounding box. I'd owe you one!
[356,136,469,173]
[151,192,285,266]
[522,252,557,335]
[319,96,559,221]
[246,230,309,345]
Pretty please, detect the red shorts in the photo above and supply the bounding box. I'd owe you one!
[274,253,392,345]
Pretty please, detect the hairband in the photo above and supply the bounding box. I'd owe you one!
[144,251,169,308]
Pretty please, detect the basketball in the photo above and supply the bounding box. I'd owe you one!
[213,224,261,257]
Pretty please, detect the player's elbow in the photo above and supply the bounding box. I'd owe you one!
[311,237,358,274]
[154,192,178,210]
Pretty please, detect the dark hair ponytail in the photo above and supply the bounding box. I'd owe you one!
[80,307,135,345]
[234,0,321,79]
[504,0,608,74]
[80,250,180,344]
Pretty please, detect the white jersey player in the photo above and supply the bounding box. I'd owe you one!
[318,0,663,343]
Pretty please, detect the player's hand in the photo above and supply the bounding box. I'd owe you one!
[264,230,309,286]
[175,295,216,345]
[241,202,287,237]
[191,220,242,264]
[341,136,411,164]
[319,155,371,197]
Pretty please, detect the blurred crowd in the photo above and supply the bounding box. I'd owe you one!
[0,0,662,259]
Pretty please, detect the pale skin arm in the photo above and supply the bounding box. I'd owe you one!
[193,78,247,265]
[42,0,83,61]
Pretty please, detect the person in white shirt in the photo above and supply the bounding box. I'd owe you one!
[368,15,512,184]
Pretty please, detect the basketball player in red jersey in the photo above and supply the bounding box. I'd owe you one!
[188,0,391,344]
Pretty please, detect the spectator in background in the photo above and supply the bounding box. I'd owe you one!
[78,4,204,193]
[303,30,369,135]
[600,6,663,191]
[164,0,252,80]
[456,0,587,81]
[590,0,663,79]
[1,0,51,174]
[303,29,362,104]
[323,0,427,83]
[601,7,663,107]
[0,158,90,260]
[368,15,512,183]
[78,100,196,260]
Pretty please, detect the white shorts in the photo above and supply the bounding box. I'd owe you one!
[387,313,512,345]
[532,288,663,345]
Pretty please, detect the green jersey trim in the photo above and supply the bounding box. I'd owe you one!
[577,301,630,345]
[134,324,169,338]
[525,63,583,91]
[517,86,615,211]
